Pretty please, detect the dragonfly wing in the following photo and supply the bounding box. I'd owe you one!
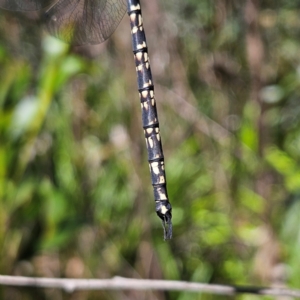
[0,0,54,11]
[44,0,127,45]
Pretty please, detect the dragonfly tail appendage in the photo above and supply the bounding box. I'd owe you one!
[156,200,172,240]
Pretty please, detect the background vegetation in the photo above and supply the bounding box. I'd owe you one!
[1,0,300,299]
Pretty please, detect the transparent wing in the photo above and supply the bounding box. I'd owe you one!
[44,0,127,45]
[0,0,54,11]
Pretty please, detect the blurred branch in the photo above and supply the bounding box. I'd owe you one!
[0,275,299,297]
[158,85,258,163]
[159,85,231,145]
[244,0,265,155]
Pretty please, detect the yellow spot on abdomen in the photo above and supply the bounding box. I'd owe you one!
[151,162,159,174]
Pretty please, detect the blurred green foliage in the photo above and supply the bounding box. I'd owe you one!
[1,0,300,299]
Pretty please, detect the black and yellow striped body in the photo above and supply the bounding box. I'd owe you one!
[127,0,172,240]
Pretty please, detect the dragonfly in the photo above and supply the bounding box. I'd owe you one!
[0,0,172,240]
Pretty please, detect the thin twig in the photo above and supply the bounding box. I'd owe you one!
[0,275,299,297]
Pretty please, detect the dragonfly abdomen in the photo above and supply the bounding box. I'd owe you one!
[127,0,172,240]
